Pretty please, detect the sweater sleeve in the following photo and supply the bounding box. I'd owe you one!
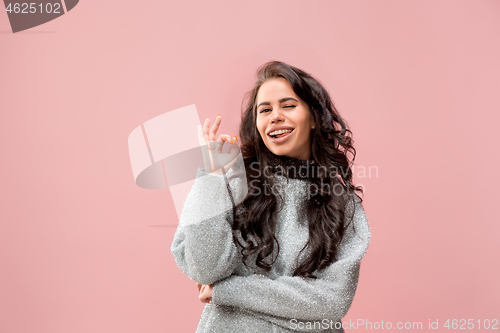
[211,195,371,329]
[170,153,247,285]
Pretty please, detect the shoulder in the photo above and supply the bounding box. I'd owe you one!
[344,192,363,218]
[340,193,371,256]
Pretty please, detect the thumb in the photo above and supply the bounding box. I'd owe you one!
[229,142,240,160]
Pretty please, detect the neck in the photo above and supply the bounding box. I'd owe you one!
[269,153,317,180]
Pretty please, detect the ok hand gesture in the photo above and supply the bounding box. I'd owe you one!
[198,114,240,175]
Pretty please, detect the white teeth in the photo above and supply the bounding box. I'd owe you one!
[269,129,293,136]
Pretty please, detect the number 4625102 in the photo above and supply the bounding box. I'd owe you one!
[5,3,62,14]
[443,319,498,330]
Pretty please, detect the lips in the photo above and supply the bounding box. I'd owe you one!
[268,129,294,143]
[266,126,295,136]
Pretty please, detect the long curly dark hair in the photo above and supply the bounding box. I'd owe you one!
[231,61,364,279]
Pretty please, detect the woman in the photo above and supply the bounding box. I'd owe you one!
[171,61,371,332]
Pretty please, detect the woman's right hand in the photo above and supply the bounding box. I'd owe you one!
[198,115,240,175]
[196,283,213,304]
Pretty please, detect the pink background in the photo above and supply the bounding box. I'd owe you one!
[1,1,499,332]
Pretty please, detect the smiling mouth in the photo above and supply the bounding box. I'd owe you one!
[268,129,295,139]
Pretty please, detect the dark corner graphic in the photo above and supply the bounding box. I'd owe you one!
[3,0,79,33]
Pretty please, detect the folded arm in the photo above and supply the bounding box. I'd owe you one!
[170,154,247,285]
[211,196,371,329]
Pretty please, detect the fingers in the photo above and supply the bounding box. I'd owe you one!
[229,143,240,160]
[202,118,210,144]
[198,290,209,303]
[197,284,214,304]
[230,136,240,151]
[203,117,220,150]
[209,115,221,142]
[203,115,239,150]
[196,283,202,293]
[217,134,232,144]
[203,115,224,142]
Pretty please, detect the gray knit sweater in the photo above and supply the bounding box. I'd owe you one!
[171,153,371,332]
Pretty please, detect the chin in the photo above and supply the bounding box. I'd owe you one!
[263,138,301,158]
[268,146,291,156]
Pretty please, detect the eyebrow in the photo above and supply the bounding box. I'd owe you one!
[256,97,298,110]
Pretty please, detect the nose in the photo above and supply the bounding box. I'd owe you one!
[270,107,285,123]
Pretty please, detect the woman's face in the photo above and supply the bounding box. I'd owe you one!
[255,77,315,160]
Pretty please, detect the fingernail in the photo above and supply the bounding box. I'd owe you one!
[230,139,233,143]
[217,114,220,117]
[234,135,238,141]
